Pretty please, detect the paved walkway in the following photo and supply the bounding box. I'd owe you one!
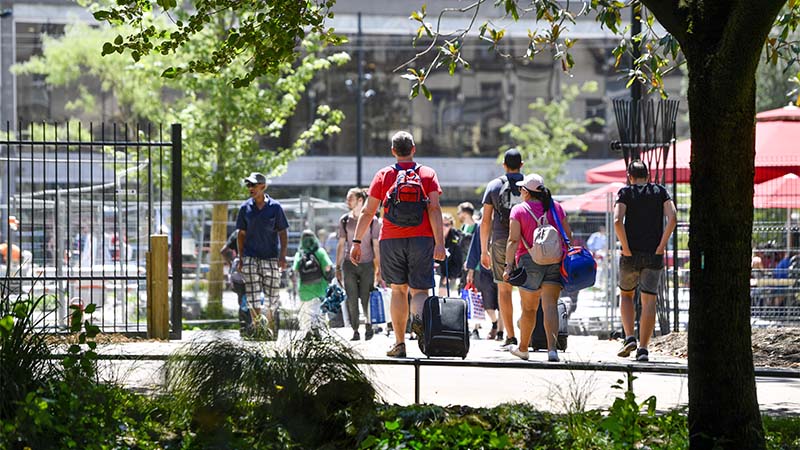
[94,325,800,415]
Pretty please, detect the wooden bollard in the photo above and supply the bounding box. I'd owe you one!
[147,235,169,340]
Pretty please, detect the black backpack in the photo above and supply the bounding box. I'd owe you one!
[384,164,429,227]
[496,175,523,227]
[298,250,324,283]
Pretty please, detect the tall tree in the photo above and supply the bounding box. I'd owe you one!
[14,21,348,317]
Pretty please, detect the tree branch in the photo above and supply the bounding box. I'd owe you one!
[640,0,689,44]
[394,0,485,73]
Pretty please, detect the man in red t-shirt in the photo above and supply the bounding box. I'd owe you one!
[350,131,446,358]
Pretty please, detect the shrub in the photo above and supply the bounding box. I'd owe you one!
[164,331,377,449]
[0,286,60,420]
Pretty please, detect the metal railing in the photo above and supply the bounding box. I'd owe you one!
[45,352,800,404]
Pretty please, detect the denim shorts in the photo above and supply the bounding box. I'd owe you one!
[379,237,435,290]
[518,253,562,292]
[619,253,664,295]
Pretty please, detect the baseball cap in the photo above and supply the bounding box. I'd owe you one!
[503,148,522,169]
[516,173,545,192]
[243,172,268,185]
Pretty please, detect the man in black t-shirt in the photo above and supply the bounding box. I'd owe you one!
[613,160,677,362]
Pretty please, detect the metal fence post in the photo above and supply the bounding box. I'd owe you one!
[414,359,420,404]
[170,124,183,339]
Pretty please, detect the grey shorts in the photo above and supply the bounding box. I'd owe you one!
[518,253,562,292]
[490,238,508,283]
[619,253,664,295]
[379,237,435,290]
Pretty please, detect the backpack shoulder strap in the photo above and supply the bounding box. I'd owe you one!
[521,202,545,227]
[341,214,350,243]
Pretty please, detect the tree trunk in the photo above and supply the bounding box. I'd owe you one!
[205,203,228,318]
[685,47,764,450]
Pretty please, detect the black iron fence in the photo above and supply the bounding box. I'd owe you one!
[0,122,182,337]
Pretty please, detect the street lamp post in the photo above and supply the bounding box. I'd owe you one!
[356,12,364,187]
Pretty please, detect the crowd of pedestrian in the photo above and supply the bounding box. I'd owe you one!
[224,131,676,363]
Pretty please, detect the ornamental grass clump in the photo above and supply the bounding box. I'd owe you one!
[165,331,377,449]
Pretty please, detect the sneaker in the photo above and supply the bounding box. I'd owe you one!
[365,327,374,341]
[487,327,498,340]
[503,336,518,348]
[510,346,529,361]
[636,348,649,362]
[495,331,505,341]
[386,342,406,358]
[617,337,637,358]
[351,331,360,341]
[548,350,560,362]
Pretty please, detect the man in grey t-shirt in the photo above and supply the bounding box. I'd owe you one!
[480,148,524,347]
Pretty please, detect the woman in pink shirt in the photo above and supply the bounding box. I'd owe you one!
[502,174,572,362]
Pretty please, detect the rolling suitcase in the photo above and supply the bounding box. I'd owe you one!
[421,260,470,358]
[529,298,569,351]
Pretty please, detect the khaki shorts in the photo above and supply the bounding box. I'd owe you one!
[490,238,508,283]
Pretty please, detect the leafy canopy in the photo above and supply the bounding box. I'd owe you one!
[89,0,345,87]
[14,19,349,200]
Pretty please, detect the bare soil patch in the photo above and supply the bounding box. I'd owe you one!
[651,328,800,369]
[46,333,155,345]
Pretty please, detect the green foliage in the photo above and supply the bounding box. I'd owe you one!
[764,415,800,450]
[500,82,602,190]
[13,20,349,201]
[62,302,101,380]
[164,332,376,449]
[88,0,344,87]
[0,288,60,421]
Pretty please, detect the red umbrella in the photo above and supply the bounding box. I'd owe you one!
[753,173,800,209]
[560,182,626,212]
[586,105,800,184]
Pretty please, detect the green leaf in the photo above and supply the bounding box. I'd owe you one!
[161,67,179,78]
[0,315,13,333]
[114,34,123,45]
[68,344,81,354]
[13,302,28,319]
[384,419,400,431]
[421,84,432,100]
[84,303,97,314]
[101,42,114,56]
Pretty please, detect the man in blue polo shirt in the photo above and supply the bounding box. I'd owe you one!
[236,172,290,338]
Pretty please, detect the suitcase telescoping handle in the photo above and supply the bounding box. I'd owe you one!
[443,254,451,297]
